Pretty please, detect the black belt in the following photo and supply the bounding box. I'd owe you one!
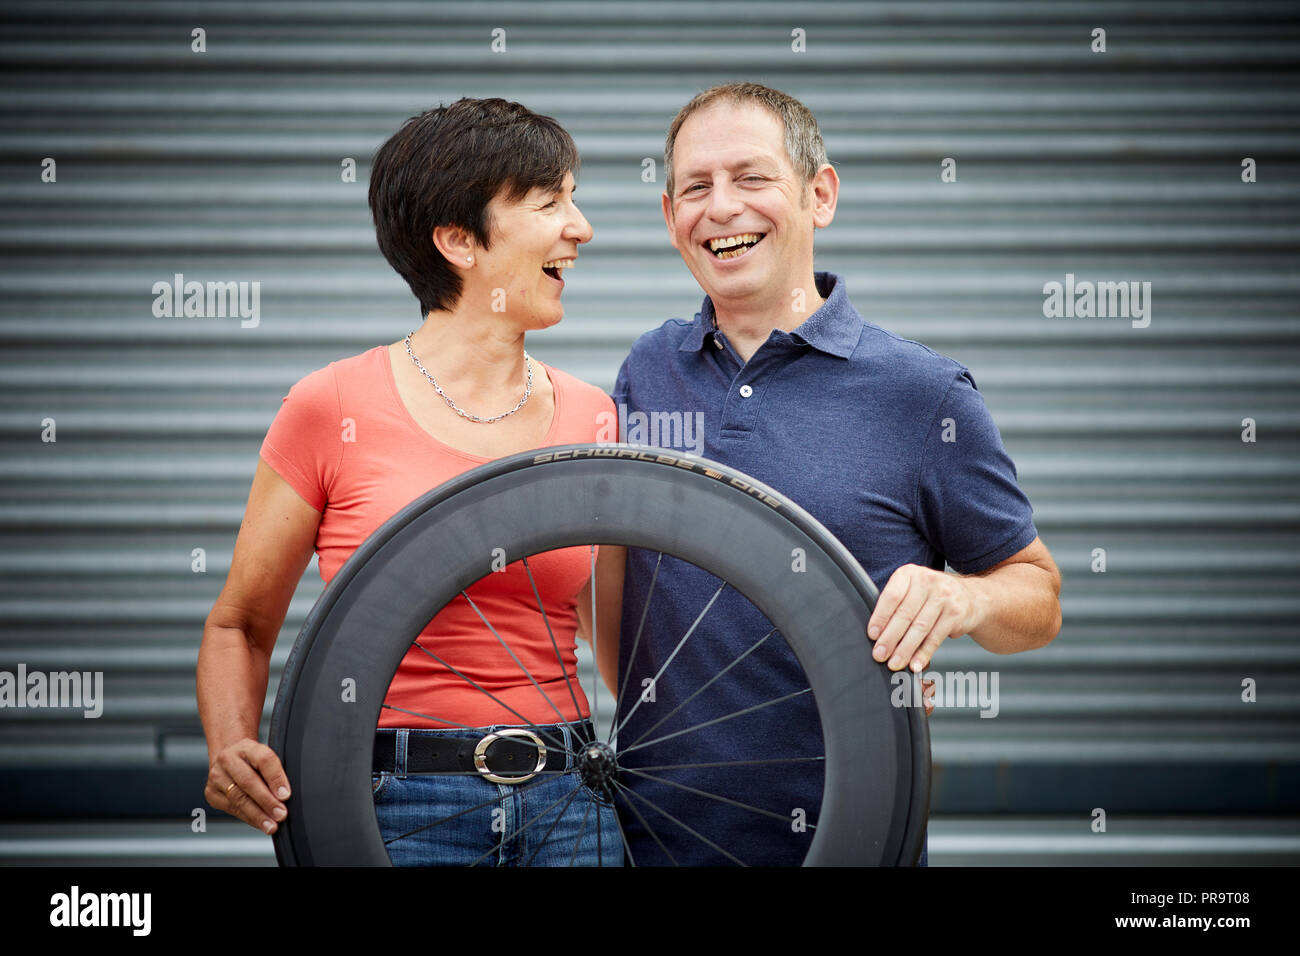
[374,723,594,784]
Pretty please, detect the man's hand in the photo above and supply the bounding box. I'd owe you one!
[867,564,985,674]
[867,538,1063,675]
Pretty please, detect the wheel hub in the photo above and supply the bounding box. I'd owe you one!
[577,740,618,793]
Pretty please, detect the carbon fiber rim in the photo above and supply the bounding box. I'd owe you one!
[269,444,930,866]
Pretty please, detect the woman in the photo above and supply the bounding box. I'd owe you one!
[197,98,623,866]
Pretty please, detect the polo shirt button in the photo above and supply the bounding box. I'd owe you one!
[713,337,724,349]
[739,384,753,398]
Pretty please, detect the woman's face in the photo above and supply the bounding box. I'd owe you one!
[472,170,592,329]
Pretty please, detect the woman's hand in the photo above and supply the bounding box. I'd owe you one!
[205,738,291,834]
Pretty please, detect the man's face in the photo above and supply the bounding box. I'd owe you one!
[662,101,822,311]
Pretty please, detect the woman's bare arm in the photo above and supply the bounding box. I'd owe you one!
[196,458,321,834]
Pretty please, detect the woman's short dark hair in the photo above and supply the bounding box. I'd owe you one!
[369,97,580,316]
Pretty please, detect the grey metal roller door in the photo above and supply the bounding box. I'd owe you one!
[0,0,1297,837]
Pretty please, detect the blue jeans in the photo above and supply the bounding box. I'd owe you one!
[372,721,622,867]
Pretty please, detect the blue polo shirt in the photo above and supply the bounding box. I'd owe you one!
[609,271,1038,866]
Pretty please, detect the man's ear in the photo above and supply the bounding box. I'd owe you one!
[432,224,475,267]
[661,191,679,251]
[810,163,840,229]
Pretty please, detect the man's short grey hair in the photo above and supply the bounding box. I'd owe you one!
[664,82,829,200]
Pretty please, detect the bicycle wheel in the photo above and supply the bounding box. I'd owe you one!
[269,444,930,866]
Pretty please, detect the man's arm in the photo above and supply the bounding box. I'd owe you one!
[867,536,1061,673]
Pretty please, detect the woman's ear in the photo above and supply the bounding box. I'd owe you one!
[432,224,476,268]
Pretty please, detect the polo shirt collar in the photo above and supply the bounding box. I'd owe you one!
[679,271,861,359]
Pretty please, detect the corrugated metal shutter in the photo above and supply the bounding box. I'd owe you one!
[1,0,1297,843]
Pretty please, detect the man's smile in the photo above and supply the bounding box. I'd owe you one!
[703,232,767,261]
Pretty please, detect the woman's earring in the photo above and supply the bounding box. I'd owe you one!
[466,256,473,264]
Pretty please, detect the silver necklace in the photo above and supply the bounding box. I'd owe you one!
[404,332,533,424]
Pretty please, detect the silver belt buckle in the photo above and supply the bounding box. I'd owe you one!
[474,728,547,784]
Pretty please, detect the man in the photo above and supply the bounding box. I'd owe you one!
[609,83,1061,866]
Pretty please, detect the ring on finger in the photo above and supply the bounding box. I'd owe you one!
[225,782,238,797]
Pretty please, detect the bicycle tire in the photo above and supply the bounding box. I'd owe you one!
[269,444,930,866]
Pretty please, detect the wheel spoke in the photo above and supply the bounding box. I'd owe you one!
[379,702,546,747]
[521,555,586,724]
[566,800,594,867]
[618,687,813,757]
[461,588,570,728]
[610,581,727,739]
[383,773,553,848]
[523,784,582,866]
[607,793,636,868]
[611,778,747,866]
[387,770,494,776]
[621,626,778,751]
[408,640,572,756]
[609,551,662,745]
[610,779,675,866]
[627,755,824,773]
[621,767,816,829]
[588,545,599,739]
[467,784,580,867]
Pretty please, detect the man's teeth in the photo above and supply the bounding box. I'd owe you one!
[542,258,575,271]
[707,233,764,258]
